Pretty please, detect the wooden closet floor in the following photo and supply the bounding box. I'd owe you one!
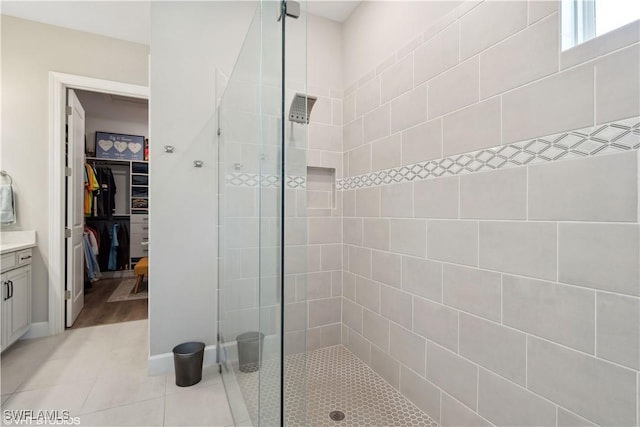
[70,277,148,329]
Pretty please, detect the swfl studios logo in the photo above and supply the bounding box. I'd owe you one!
[3,410,81,425]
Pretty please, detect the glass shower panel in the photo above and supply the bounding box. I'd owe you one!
[217,2,307,425]
[282,3,309,426]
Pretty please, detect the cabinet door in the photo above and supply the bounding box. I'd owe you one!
[5,266,31,346]
[0,272,6,351]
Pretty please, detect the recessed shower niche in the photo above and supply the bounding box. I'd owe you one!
[306,166,336,211]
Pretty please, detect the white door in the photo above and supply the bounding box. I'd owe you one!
[66,89,85,327]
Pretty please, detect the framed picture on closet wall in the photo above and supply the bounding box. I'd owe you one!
[95,131,145,161]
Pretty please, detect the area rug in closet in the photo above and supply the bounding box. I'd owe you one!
[107,278,148,302]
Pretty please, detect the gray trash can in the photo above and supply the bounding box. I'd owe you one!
[173,341,205,387]
[237,332,264,373]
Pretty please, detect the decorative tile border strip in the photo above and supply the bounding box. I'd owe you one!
[337,117,640,191]
[226,173,306,189]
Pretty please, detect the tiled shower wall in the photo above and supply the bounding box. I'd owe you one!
[339,1,640,426]
[285,89,345,353]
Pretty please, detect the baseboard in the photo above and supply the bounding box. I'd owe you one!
[148,344,217,376]
[20,322,51,340]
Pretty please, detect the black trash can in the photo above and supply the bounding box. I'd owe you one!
[173,341,205,387]
[237,332,264,373]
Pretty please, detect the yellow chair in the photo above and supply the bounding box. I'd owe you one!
[133,257,148,293]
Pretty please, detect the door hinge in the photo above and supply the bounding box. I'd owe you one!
[65,290,71,300]
[65,167,72,176]
[217,128,221,136]
[66,106,73,116]
[278,0,300,20]
[65,228,71,238]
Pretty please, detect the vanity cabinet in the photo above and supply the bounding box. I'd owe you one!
[1,248,32,352]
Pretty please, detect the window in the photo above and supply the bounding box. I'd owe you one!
[562,0,640,50]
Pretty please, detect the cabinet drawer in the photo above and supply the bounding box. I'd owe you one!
[131,214,149,224]
[130,232,149,249]
[1,253,16,273]
[131,245,149,259]
[130,222,149,235]
[17,249,33,266]
[130,232,149,258]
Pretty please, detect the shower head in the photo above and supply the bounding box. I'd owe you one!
[288,93,317,124]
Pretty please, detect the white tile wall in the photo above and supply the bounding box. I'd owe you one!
[442,264,501,322]
[372,250,400,287]
[400,366,441,421]
[595,292,640,370]
[428,220,478,266]
[595,44,640,124]
[390,324,426,376]
[502,65,594,144]
[381,54,414,104]
[426,342,478,410]
[355,75,380,117]
[459,0,527,60]
[380,285,412,329]
[363,218,390,250]
[528,152,638,222]
[401,256,442,302]
[441,393,492,427]
[413,297,459,352]
[390,84,428,133]
[503,275,595,353]
[460,167,527,219]
[339,1,640,425]
[558,223,640,296]
[363,103,390,144]
[401,119,442,164]
[428,57,479,119]
[479,221,557,281]
[414,22,460,85]
[442,97,501,156]
[371,134,402,171]
[459,314,526,386]
[478,368,556,427]
[479,13,558,100]
[527,336,637,426]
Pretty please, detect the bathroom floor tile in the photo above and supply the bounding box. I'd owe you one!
[233,345,439,426]
[77,397,164,426]
[80,370,166,414]
[164,383,233,426]
[2,380,95,416]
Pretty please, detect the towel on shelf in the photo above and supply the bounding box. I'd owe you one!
[0,183,16,224]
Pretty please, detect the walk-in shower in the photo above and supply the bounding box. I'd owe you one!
[216,1,437,426]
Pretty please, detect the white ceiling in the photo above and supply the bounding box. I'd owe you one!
[1,1,360,46]
[307,1,360,23]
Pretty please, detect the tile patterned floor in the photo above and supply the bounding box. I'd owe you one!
[234,345,439,427]
[0,320,233,426]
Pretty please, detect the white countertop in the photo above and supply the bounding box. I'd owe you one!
[1,230,37,254]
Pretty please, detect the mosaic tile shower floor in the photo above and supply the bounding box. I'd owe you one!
[234,345,438,426]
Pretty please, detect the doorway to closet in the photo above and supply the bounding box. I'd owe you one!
[66,88,149,329]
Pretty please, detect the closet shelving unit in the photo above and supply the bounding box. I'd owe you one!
[85,156,149,270]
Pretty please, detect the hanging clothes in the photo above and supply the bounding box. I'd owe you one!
[83,231,101,282]
[95,166,117,218]
[108,223,119,271]
[84,163,99,216]
[86,225,100,253]
[116,222,130,270]
[86,219,130,271]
